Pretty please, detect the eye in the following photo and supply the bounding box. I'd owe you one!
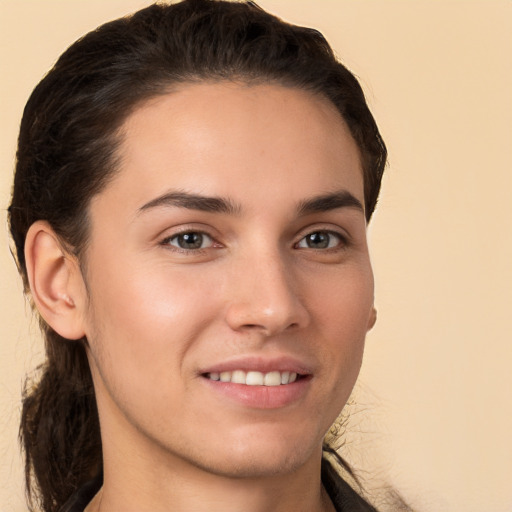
[296,230,345,250]
[164,231,214,250]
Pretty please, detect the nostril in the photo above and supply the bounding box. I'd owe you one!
[238,321,300,334]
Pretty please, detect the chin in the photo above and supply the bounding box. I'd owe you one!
[196,449,317,480]
[184,427,323,479]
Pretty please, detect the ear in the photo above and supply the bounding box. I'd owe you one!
[24,221,87,340]
[367,306,377,331]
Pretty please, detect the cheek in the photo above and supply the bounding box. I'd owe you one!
[309,261,374,335]
[83,262,229,439]
[84,260,223,386]
[306,263,373,388]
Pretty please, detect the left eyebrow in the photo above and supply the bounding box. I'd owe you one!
[296,190,364,216]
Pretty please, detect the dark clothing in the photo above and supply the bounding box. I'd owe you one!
[321,458,379,512]
[60,459,377,512]
[60,473,103,512]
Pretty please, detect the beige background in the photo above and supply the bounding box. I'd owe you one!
[1,1,511,511]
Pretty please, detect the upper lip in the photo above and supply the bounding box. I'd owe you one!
[199,355,314,376]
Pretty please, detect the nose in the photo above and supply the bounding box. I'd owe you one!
[224,249,310,336]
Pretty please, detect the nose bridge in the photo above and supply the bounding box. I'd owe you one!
[225,244,309,335]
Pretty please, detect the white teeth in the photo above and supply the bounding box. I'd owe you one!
[220,371,231,382]
[231,370,246,384]
[207,370,300,386]
[264,371,281,386]
[246,371,264,386]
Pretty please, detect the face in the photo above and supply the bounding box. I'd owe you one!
[80,82,375,479]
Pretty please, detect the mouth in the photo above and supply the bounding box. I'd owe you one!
[204,370,302,386]
[199,356,313,408]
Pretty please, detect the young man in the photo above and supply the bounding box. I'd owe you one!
[9,1,400,511]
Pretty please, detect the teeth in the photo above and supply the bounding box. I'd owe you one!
[264,371,281,386]
[231,370,246,384]
[207,370,300,386]
[246,371,264,386]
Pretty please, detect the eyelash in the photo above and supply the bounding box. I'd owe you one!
[160,228,349,254]
[160,230,216,253]
[295,230,348,251]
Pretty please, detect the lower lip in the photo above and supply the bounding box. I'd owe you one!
[201,376,311,409]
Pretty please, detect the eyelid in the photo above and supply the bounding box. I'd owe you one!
[295,229,348,250]
[295,223,350,243]
[166,232,213,249]
[159,226,222,253]
[156,223,351,253]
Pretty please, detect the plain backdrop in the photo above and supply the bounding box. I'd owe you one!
[1,1,511,511]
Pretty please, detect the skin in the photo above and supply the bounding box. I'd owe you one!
[26,82,376,512]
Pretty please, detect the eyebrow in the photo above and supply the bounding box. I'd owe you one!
[138,191,242,215]
[296,190,364,216]
[138,189,363,216]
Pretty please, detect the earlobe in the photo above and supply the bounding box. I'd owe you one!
[24,221,86,340]
[367,306,377,331]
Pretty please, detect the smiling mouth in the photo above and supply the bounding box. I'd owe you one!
[204,370,302,386]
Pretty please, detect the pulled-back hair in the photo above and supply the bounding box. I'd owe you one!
[9,1,387,511]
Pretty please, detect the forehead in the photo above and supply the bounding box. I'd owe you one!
[95,82,364,216]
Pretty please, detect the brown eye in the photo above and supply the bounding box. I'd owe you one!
[297,231,343,249]
[166,232,213,250]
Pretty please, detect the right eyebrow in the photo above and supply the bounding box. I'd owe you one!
[137,191,242,216]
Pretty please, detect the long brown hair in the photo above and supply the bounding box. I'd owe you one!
[8,1,387,511]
